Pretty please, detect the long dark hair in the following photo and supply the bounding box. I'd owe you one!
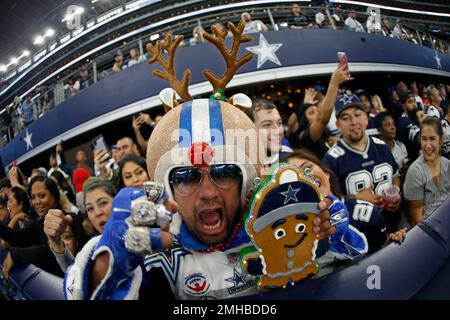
[51,170,76,203]
[285,149,344,197]
[28,175,62,213]
[10,186,32,217]
[66,213,89,254]
[118,154,148,189]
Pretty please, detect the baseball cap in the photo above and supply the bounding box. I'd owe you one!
[334,94,365,118]
[72,167,91,193]
[399,91,415,104]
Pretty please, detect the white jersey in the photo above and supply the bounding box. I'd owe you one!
[65,235,258,300]
[143,238,258,300]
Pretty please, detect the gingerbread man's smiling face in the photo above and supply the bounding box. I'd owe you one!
[260,213,313,252]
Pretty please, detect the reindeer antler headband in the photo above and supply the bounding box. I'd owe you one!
[146,20,254,104]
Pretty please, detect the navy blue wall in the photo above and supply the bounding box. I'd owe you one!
[2,29,449,167]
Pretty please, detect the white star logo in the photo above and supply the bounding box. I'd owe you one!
[434,51,442,70]
[24,129,33,150]
[245,34,283,69]
[339,94,354,106]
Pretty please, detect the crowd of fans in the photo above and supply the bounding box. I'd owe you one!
[0,60,449,291]
[1,3,448,145]
[0,3,449,298]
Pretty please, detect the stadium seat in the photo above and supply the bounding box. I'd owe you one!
[20,268,64,300]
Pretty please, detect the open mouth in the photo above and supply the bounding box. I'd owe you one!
[97,220,108,231]
[284,233,307,248]
[198,208,224,234]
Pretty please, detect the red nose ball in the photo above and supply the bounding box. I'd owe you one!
[190,142,213,167]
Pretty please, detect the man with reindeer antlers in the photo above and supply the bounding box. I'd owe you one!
[64,21,365,300]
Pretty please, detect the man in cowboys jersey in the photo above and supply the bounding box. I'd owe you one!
[322,94,402,222]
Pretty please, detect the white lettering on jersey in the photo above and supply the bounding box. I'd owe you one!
[352,201,374,223]
[345,170,372,195]
[371,137,385,145]
[345,164,393,196]
[328,145,346,159]
[373,163,393,194]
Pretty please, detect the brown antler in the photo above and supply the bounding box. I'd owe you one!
[147,33,193,101]
[203,20,254,95]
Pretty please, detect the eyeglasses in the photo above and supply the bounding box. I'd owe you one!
[169,164,242,196]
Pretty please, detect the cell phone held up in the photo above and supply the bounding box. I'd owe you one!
[337,51,350,77]
[91,134,109,153]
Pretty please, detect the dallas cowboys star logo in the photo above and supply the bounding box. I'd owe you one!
[245,34,283,69]
[434,51,442,70]
[225,268,247,287]
[24,129,33,150]
[339,94,354,106]
[281,185,300,205]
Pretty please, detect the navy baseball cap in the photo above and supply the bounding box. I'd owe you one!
[335,94,365,118]
[252,165,322,233]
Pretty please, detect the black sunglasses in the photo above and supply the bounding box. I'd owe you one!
[169,164,242,196]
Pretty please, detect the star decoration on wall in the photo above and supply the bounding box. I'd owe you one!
[245,34,283,69]
[281,185,300,205]
[24,129,33,151]
[434,51,442,70]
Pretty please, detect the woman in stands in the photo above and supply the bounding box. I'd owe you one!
[83,179,115,236]
[6,187,33,230]
[404,116,450,226]
[370,94,386,116]
[118,154,150,189]
[287,65,350,159]
[0,199,8,224]
[0,176,86,278]
[44,179,115,272]
[51,170,76,205]
[286,149,406,254]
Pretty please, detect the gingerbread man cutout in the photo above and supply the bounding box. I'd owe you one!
[240,163,323,290]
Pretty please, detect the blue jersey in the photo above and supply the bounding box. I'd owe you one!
[343,197,387,254]
[322,136,399,197]
[366,114,379,137]
[397,113,421,160]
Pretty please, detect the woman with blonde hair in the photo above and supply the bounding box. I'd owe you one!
[371,94,386,115]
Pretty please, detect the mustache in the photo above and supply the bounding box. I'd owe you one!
[197,199,225,211]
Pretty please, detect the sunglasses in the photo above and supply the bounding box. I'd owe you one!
[169,164,242,196]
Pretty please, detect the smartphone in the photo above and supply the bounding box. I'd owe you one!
[337,51,350,76]
[13,160,17,168]
[91,134,109,153]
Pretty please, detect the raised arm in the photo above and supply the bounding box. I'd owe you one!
[308,66,351,142]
